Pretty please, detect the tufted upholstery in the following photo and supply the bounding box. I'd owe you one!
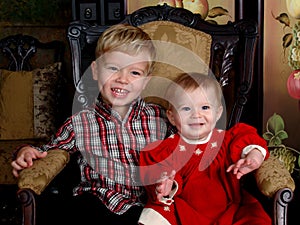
[140,21,212,108]
[18,149,70,195]
[255,155,295,197]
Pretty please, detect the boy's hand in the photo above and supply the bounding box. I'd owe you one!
[11,146,47,177]
[226,149,264,179]
[155,170,176,201]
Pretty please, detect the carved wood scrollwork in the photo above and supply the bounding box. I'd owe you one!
[127,4,197,27]
[17,189,36,225]
[68,22,92,108]
[0,35,37,71]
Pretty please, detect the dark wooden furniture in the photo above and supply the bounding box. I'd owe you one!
[0,34,65,225]
[68,4,258,130]
[16,4,294,225]
[0,34,64,71]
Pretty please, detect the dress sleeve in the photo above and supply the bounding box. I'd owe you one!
[139,138,178,203]
[227,123,269,162]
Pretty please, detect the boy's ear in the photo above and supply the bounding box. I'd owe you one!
[91,61,98,81]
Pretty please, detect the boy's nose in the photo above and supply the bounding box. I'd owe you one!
[115,70,129,84]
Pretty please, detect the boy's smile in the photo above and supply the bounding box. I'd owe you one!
[111,88,129,97]
[92,51,151,117]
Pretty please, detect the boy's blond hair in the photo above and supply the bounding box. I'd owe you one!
[95,24,156,74]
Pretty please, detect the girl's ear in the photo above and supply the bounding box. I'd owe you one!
[166,109,176,126]
[91,61,98,81]
[216,105,223,121]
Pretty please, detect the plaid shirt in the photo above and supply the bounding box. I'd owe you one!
[39,95,171,214]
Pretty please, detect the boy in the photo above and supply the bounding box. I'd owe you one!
[11,24,172,225]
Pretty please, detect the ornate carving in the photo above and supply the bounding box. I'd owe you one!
[274,188,294,225]
[0,35,37,71]
[126,4,197,27]
[0,34,64,71]
[17,189,36,225]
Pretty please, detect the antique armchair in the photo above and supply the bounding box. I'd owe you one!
[16,4,295,225]
[0,34,65,224]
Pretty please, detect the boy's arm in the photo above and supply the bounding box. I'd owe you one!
[12,117,75,177]
[11,146,47,177]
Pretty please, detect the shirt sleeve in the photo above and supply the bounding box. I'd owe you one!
[12,118,75,159]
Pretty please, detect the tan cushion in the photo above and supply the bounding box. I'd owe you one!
[0,62,61,140]
[139,21,212,108]
[255,155,295,197]
[0,69,33,139]
[18,149,70,195]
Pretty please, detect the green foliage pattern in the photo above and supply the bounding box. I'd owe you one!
[263,113,300,175]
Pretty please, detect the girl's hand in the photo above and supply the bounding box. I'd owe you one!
[155,170,176,201]
[227,149,264,179]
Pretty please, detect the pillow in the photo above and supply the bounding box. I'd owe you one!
[0,62,62,140]
[139,21,212,108]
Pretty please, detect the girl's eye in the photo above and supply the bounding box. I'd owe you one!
[131,71,142,76]
[202,105,210,110]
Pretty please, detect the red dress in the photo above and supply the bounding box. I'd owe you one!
[138,123,272,225]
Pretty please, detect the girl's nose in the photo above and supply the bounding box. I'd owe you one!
[191,108,202,118]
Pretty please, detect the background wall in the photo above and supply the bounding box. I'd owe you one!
[264,0,300,150]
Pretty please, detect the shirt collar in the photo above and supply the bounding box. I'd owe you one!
[179,130,213,145]
[94,94,145,120]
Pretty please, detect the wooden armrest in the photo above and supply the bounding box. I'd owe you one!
[17,149,70,195]
[255,155,295,198]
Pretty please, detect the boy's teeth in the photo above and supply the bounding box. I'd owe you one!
[113,88,128,94]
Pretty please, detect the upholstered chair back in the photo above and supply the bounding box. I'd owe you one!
[139,21,212,109]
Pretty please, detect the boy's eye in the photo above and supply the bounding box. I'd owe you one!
[202,105,210,110]
[181,106,191,111]
[109,66,118,71]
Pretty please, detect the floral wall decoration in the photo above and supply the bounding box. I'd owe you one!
[127,0,233,25]
[263,113,300,177]
[274,0,300,103]
[157,0,231,24]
